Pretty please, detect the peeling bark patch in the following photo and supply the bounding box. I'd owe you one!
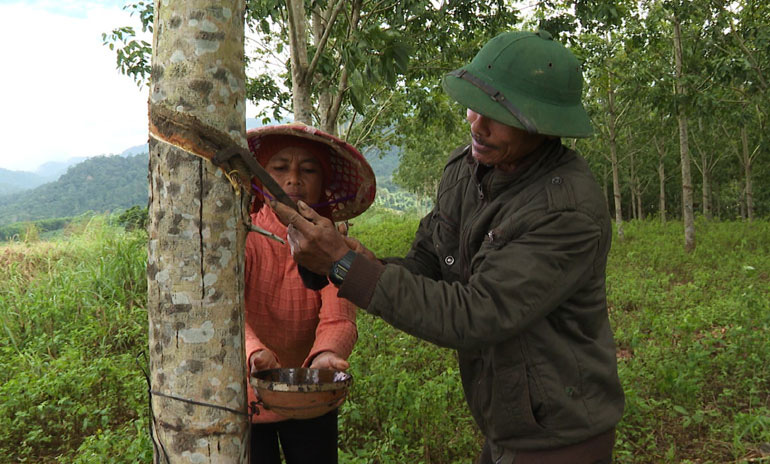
[168,212,184,235]
[168,15,182,29]
[203,273,218,286]
[171,304,193,313]
[212,68,228,83]
[176,359,205,374]
[212,347,227,364]
[178,320,215,343]
[190,79,213,97]
[181,451,207,463]
[200,19,219,33]
[151,64,165,81]
[208,289,224,302]
[167,182,181,196]
[169,62,189,79]
[147,262,158,280]
[202,178,213,196]
[206,5,229,20]
[170,50,186,63]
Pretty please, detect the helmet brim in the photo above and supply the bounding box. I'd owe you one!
[443,66,594,139]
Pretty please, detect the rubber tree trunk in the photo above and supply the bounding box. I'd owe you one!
[147,1,250,462]
[672,14,696,252]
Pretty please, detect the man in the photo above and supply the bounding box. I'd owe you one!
[271,30,625,464]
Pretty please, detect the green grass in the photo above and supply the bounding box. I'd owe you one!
[1,212,768,463]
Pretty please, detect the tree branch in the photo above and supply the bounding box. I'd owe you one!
[306,0,346,82]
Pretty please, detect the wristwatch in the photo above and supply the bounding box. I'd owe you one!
[328,250,356,286]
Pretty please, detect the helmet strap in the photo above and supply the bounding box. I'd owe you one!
[449,69,538,134]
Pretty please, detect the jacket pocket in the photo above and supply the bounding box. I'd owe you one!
[432,212,461,281]
[490,365,547,439]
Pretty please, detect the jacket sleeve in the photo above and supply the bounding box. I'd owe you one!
[304,282,358,366]
[341,210,603,351]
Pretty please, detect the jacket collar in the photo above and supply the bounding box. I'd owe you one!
[465,138,572,198]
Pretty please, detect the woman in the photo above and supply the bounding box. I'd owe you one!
[244,124,375,464]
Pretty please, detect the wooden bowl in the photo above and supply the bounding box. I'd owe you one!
[250,368,352,420]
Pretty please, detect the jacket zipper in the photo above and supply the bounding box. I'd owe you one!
[460,172,489,281]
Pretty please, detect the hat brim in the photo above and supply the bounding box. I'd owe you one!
[247,124,376,221]
[442,69,594,138]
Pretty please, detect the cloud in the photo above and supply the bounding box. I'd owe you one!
[0,1,149,172]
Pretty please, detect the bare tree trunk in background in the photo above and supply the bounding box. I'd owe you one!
[739,181,746,220]
[741,127,755,221]
[607,73,624,239]
[147,1,250,462]
[316,0,361,135]
[694,119,713,220]
[286,0,345,126]
[286,0,313,123]
[672,14,695,252]
[653,135,667,224]
[602,166,610,211]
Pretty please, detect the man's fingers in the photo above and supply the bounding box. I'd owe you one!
[270,200,303,225]
[269,200,318,237]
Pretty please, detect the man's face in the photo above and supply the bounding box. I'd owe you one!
[466,109,545,171]
[265,146,324,205]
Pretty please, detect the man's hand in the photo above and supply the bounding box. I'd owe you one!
[309,351,350,371]
[249,349,280,374]
[270,200,351,274]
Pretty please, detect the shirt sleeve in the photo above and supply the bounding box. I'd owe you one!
[243,233,278,371]
[304,281,358,367]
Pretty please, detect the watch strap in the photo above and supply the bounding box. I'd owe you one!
[329,250,356,285]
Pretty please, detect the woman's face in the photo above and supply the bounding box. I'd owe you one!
[264,146,324,205]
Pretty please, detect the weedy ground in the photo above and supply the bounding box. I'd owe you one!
[0,211,768,463]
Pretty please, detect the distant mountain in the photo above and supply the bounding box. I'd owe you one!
[120,144,149,157]
[35,157,88,181]
[0,168,51,196]
[0,154,149,226]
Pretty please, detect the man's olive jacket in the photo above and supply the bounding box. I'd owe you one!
[339,139,625,451]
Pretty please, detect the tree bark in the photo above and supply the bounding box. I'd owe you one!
[147,1,250,462]
[672,14,695,252]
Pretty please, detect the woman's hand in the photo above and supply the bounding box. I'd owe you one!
[309,351,350,371]
[249,349,280,374]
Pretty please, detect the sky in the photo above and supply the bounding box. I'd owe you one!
[0,0,264,173]
[0,0,154,172]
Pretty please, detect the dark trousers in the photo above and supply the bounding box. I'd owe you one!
[477,428,616,464]
[249,409,338,464]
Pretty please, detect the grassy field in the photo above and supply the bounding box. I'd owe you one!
[0,210,768,463]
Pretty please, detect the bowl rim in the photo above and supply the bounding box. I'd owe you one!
[250,367,352,393]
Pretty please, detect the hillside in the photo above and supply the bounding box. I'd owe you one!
[0,168,51,196]
[0,154,149,226]
[0,142,409,228]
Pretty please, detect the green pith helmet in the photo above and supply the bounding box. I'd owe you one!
[443,30,593,138]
